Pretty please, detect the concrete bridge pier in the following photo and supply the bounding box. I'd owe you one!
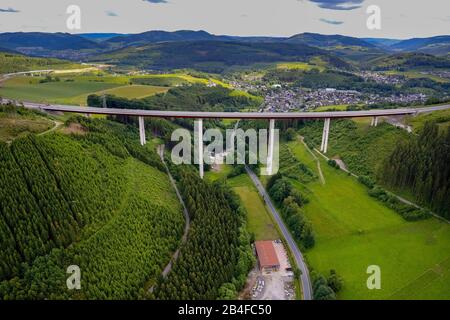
[138,116,146,146]
[196,119,204,179]
[371,116,379,127]
[320,118,331,154]
[267,119,275,175]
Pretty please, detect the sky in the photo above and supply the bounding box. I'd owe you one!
[0,0,449,39]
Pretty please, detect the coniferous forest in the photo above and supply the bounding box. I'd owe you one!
[0,112,254,300]
[380,123,450,219]
[0,116,187,299]
[153,167,254,300]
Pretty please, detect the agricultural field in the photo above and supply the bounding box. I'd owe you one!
[276,62,325,72]
[314,105,349,112]
[285,138,450,300]
[0,72,251,106]
[227,171,280,241]
[0,76,170,106]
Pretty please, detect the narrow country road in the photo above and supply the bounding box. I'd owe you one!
[245,166,313,300]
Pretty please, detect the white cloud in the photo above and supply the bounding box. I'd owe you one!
[0,0,448,39]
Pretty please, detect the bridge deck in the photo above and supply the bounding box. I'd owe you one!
[40,105,422,119]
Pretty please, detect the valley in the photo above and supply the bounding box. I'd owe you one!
[1,26,449,302]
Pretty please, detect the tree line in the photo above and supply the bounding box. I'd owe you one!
[267,173,315,249]
[380,122,450,219]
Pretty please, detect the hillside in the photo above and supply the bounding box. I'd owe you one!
[105,30,230,48]
[287,33,375,48]
[286,33,385,62]
[0,32,102,58]
[299,118,409,178]
[0,111,186,299]
[284,138,450,300]
[367,52,450,71]
[90,40,345,73]
[391,36,450,56]
[298,116,450,220]
[0,52,83,74]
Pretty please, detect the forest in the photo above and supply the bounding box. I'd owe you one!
[380,122,450,219]
[152,167,254,300]
[0,116,186,299]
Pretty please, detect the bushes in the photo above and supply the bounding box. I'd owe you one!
[312,270,343,300]
[279,145,316,183]
[227,164,246,178]
[267,173,315,249]
[358,175,375,189]
[368,186,431,221]
[327,159,338,168]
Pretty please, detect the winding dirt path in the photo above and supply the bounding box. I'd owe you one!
[148,144,191,293]
[299,136,325,185]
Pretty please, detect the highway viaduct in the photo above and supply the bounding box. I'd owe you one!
[35,103,450,179]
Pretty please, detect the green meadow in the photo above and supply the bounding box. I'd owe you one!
[286,137,450,300]
[0,76,170,106]
[206,167,280,241]
[406,108,450,134]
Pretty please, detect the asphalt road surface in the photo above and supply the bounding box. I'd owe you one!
[245,166,313,300]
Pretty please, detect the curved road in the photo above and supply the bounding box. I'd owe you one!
[245,166,313,300]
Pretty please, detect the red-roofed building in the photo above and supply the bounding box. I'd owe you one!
[255,240,280,272]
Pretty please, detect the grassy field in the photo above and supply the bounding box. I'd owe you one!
[213,169,280,241]
[0,76,170,106]
[0,76,120,104]
[0,72,256,106]
[314,104,349,112]
[0,111,53,142]
[299,118,409,178]
[276,62,325,72]
[60,85,169,105]
[406,109,450,133]
[286,138,450,299]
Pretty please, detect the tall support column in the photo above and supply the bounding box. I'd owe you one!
[371,116,379,127]
[320,118,331,153]
[267,119,275,176]
[197,119,204,179]
[323,118,330,154]
[139,116,146,146]
[320,118,326,151]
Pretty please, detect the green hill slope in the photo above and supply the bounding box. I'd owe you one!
[0,52,83,74]
[285,139,450,300]
[0,115,185,299]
